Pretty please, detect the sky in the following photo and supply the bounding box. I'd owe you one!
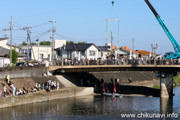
[0,0,180,55]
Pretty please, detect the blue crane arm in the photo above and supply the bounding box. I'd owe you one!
[145,0,180,53]
[157,17,180,52]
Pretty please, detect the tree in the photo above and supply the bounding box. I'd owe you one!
[77,41,86,44]
[40,41,51,45]
[66,41,74,45]
[8,48,19,64]
[21,41,27,46]
[66,41,86,45]
[31,42,37,45]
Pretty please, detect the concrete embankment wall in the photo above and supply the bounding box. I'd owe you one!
[0,87,94,109]
[91,71,157,82]
[0,67,47,79]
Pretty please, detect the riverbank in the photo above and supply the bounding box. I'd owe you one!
[0,87,94,109]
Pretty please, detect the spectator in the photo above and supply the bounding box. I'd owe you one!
[10,83,15,96]
[128,77,132,83]
[32,87,37,93]
[6,73,10,84]
[57,82,60,90]
[3,86,7,97]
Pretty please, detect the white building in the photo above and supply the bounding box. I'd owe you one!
[0,38,26,67]
[97,45,111,60]
[56,43,99,60]
[114,46,138,59]
[19,39,66,61]
[0,38,19,52]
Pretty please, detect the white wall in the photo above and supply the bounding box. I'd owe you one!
[98,51,110,60]
[55,39,66,49]
[20,46,51,61]
[0,58,10,68]
[0,39,19,52]
[32,46,51,61]
[86,45,98,60]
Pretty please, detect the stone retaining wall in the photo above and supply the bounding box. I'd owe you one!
[0,67,47,79]
[0,87,94,109]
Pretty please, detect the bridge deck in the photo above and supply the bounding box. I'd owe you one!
[49,65,180,73]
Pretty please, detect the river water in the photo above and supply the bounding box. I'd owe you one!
[0,87,180,120]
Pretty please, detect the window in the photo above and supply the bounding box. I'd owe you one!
[101,52,103,57]
[39,54,44,59]
[89,50,96,56]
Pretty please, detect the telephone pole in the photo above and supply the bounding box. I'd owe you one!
[132,38,134,57]
[10,16,13,66]
[111,31,113,54]
[49,17,56,62]
[23,26,32,61]
[2,26,10,38]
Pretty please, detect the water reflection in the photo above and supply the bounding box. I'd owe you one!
[0,87,180,120]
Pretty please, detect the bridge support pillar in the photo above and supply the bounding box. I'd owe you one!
[159,72,176,98]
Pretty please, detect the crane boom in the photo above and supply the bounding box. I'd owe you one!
[145,0,180,59]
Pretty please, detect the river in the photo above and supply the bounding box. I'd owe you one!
[0,86,180,120]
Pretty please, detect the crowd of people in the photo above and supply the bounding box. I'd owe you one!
[53,56,180,66]
[0,74,60,97]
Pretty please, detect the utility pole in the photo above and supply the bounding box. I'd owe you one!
[36,37,40,61]
[111,31,113,54]
[49,17,56,63]
[10,16,13,66]
[151,44,158,65]
[23,26,32,61]
[132,38,134,57]
[2,26,10,38]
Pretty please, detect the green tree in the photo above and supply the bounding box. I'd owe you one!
[66,41,74,45]
[31,42,37,45]
[21,41,27,46]
[40,41,51,45]
[77,41,86,44]
[8,48,19,64]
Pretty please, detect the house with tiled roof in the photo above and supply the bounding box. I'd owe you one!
[114,46,139,59]
[0,38,26,67]
[56,43,99,60]
[97,45,111,60]
[135,50,155,58]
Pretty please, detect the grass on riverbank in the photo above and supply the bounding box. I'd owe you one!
[152,75,180,89]
[152,85,160,89]
[173,75,180,86]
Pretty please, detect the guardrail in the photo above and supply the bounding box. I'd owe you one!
[53,59,180,66]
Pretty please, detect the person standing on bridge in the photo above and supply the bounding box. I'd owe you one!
[128,77,132,83]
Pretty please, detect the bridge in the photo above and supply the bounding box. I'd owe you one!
[49,60,180,99]
[49,65,180,73]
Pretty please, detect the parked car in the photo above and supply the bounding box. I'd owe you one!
[16,62,26,66]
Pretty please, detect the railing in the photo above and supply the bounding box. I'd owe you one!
[52,59,180,66]
[0,64,46,72]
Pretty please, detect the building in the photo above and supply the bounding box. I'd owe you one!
[97,45,111,60]
[19,39,66,61]
[0,38,26,67]
[0,38,19,52]
[56,43,99,60]
[114,46,138,59]
[135,50,155,58]
[0,46,26,67]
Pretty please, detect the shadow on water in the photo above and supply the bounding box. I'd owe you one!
[58,72,160,97]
